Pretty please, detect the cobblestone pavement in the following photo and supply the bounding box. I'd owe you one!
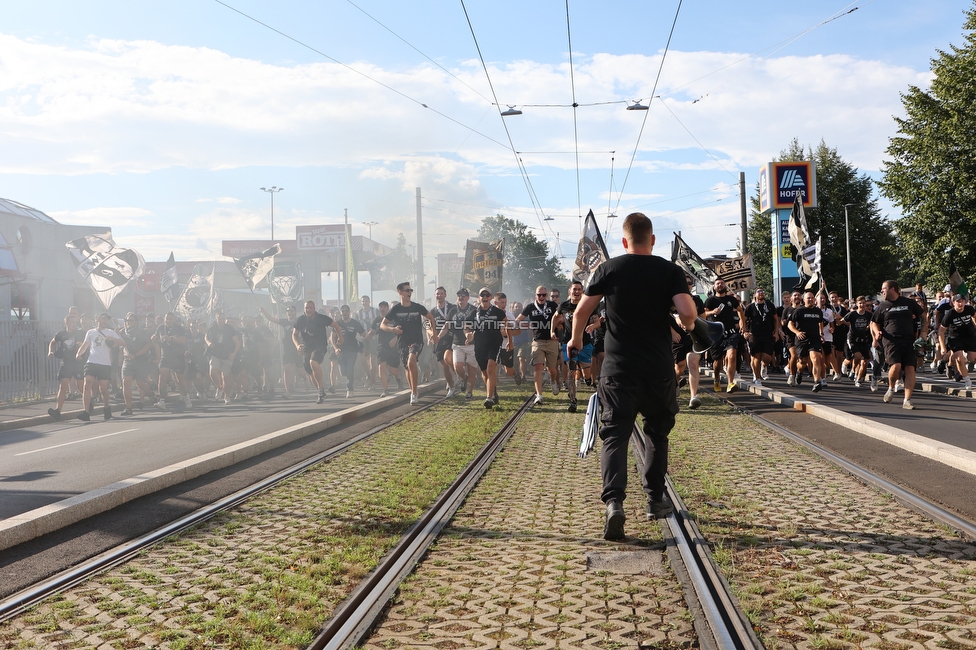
[365,398,698,650]
[667,392,976,650]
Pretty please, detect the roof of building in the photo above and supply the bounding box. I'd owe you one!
[0,198,59,224]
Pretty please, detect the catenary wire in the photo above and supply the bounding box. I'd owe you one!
[211,0,509,150]
[565,0,583,233]
[608,0,684,240]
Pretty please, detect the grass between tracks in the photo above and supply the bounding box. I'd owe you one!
[667,391,976,650]
[0,387,528,650]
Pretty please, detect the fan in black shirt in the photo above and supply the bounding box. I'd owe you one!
[870,280,925,409]
[743,288,779,386]
[938,295,976,388]
[788,291,826,392]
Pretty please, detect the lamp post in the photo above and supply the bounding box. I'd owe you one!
[259,186,284,240]
[362,221,378,243]
[844,203,854,299]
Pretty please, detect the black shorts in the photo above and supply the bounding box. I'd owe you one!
[121,357,152,381]
[303,347,327,374]
[58,363,83,381]
[947,337,976,353]
[849,340,872,360]
[592,338,604,355]
[84,362,113,381]
[496,347,514,369]
[378,345,400,368]
[882,338,916,368]
[822,341,833,356]
[475,342,502,372]
[434,335,454,358]
[159,356,186,375]
[399,342,424,368]
[795,338,823,358]
[748,339,774,357]
[719,330,740,352]
[672,335,693,363]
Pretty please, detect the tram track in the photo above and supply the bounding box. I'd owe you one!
[0,395,451,624]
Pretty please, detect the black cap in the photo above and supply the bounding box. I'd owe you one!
[953,294,966,302]
[456,288,470,296]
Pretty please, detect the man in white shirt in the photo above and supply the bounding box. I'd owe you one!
[75,312,123,421]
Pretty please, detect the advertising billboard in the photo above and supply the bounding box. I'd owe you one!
[759,161,817,212]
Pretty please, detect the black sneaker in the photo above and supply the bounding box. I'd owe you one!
[812,382,822,393]
[316,393,325,404]
[938,360,947,375]
[604,500,626,540]
[47,407,61,421]
[567,399,578,413]
[514,373,523,386]
[78,411,90,422]
[484,398,493,410]
[678,376,688,388]
[104,408,113,421]
[120,408,133,416]
[328,386,336,394]
[646,495,674,520]
[795,373,803,385]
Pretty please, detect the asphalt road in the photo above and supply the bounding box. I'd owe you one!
[0,391,397,520]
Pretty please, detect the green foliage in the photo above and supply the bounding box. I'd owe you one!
[477,215,569,302]
[747,140,898,299]
[879,3,976,290]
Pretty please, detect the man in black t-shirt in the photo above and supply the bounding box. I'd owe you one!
[381,282,438,405]
[293,300,343,404]
[206,311,242,404]
[46,314,85,421]
[703,278,745,393]
[844,296,874,388]
[788,291,826,392]
[933,296,955,376]
[429,286,459,396]
[442,289,479,397]
[552,281,591,412]
[472,287,511,409]
[118,313,154,415]
[781,291,802,385]
[333,304,366,397]
[871,280,925,409]
[153,312,191,409]
[672,276,706,409]
[567,212,698,540]
[516,287,561,405]
[367,301,403,396]
[744,288,779,387]
[939,294,976,389]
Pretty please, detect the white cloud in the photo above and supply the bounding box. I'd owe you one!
[47,206,154,226]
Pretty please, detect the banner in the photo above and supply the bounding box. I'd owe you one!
[671,233,719,294]
[572,209,610,289]
[161,252,180,302]
[233,243,280,291]
[788,194,819,290]
[462,239,504,292]
[174,262,216,322]
[345,222,358,303]
[712,253,756,293]
[363,253,399,291]
[437,254,464,292]
[268,261,304,305]
[950,261,968,298]
[65,231,145,309]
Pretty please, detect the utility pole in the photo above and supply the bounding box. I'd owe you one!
[415,187,425,303]
[739,171,748,301]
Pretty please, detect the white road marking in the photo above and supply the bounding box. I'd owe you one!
[16,429,140,456]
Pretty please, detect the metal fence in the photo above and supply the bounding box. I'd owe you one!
[0,320,63,406]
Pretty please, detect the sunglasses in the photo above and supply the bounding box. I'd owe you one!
[480,293,492,298]
[536,293,547,296]
[401,288,414,292]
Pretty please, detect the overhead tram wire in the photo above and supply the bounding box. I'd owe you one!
[344,0,494,105]
[608,0,684,240]
[657,98,738,180]
[459,0,558,251]
[606,153,615,233]
[211,0,509,150]
[565,0,583,234]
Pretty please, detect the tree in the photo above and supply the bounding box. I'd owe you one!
[476,215,568,302]
[878,4,976,290]
[747,139,899,299]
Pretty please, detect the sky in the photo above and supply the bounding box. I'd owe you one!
[1,0,972,294]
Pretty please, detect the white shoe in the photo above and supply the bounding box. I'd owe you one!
[786,375,796,386]
[854,380,861,388]
[870,377,878,392]
[410,393,419,405]
[902,399,915,410]
[832,372,841,382]
[883,389,893,403]
[965,378,973,389]
[761,367,769,381]
[346,390,352,398]
[533,394,544,406]
[552,383,559,396]
[155,399,167,409]
[224,397,233,405]
[895,380,904,392]
[752,379,762,387]
[446,387,455,398]
[183,396,192,408]
[688,395,701,409]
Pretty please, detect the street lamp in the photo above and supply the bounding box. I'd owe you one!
[259,186,284,240]
[844,203,854,299]
[362,221,378,243]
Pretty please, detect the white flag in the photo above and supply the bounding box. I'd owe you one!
[65,232,145,309]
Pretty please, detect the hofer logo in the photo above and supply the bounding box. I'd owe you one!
[759,161,817,210]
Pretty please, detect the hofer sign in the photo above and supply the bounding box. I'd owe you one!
[758,161,817,212]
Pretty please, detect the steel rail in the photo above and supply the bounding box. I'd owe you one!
[718,393,976,540]
[307,396,534,650]
[631,431,763,650]
[0,397,448,623]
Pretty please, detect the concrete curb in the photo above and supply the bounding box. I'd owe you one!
[0,404,109,433]
[0,384,441,552]
[721,373,976,479]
